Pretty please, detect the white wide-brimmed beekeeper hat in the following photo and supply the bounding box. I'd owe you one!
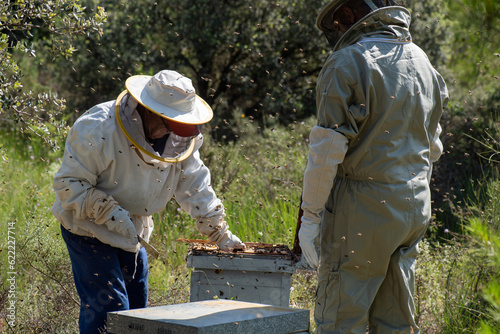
[125,70,213,125]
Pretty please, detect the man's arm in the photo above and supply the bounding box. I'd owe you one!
[299,126,348,268]
[174,149,245,251]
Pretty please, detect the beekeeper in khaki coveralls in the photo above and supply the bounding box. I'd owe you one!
[52,70,245,334]
[298,0,448,333]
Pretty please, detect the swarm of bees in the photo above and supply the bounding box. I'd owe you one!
[178,238,292,257]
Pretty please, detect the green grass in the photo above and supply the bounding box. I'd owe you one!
[0,132,78,332]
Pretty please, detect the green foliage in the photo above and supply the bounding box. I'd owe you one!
[403,0,451,70]
[52,0,325,135]
[438,108,500,232]
[429,126,500,332]
[445,0,500,100]
[465,180,500,332]
[415,173,500,333]
[471,216,500,332]
[0,132,77,333]
[417,120,500,331]
[0,0,106,149]
[416,238,489,332]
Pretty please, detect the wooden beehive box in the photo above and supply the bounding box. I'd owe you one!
[183,240,297,307]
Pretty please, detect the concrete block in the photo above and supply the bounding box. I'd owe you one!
[107,299,310,334]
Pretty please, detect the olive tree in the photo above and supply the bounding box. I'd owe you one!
[0,0,106,148]
[446,0,500,99]
[54,0,327,138]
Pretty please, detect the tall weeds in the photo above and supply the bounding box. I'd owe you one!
[466,181,500,333]
[0,132,78,333]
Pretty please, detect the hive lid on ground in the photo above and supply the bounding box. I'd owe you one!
[107,299,310,334]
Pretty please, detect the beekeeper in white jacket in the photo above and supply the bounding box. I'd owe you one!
[52,70,245,334]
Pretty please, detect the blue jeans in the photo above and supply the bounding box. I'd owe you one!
[61,225,148,334]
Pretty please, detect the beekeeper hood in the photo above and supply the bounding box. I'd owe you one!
[115,70,213,163]
[316,0,400,48]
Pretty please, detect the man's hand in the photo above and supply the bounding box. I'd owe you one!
[105,207,138,246]
[217,229,246,251]
[298,221,320,268]
[196,216,245,251]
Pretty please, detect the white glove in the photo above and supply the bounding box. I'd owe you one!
[196,216,245,251]
[298,221,320,269]
[217,229,246,251]
[105,207,138,246]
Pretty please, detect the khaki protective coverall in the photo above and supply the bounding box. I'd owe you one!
[300,6,448,334]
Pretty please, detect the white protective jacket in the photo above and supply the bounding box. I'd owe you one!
[52,94,227,252]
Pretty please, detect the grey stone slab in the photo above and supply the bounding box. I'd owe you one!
[107,300,309,334]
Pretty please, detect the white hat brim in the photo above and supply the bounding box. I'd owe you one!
[125,75,213,125]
